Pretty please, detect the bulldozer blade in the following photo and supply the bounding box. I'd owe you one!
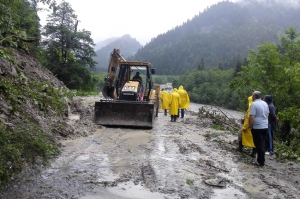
[94,100,155,128]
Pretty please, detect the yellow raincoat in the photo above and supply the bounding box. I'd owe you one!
[160,90,169,110]
[178,85,190,109]
[169,89,181,115]
[242,96,255,148]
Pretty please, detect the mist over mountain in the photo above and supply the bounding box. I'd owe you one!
[92,34,142,72]
[127,0,300,75]
[236,0,300,7]
[94,37,118,51]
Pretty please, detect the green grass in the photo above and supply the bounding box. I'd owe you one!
[186,179,194,185]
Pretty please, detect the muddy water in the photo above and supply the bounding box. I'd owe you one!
[1,101,300,199]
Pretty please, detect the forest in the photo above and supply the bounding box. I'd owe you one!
[169,26,300,164]
[1,0,99,92]
[1,0,300,187]
[130,1,300,75]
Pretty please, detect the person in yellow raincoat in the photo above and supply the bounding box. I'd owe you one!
[169,88,181,122]
[159,88,169,116]
[238,96,256,157]
[177,85,190,118]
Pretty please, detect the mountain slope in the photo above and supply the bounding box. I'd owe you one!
[92,34,142,72]
[129,1,300,75]
[94,37,118,51]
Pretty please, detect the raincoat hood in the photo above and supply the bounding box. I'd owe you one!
[179,85,183,90]
[247,96,252,107]
[173,88,178,92]
[264,95,272,105]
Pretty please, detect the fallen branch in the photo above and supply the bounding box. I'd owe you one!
[199,105,241,131]
[213,105,237,126]
[210,114,240,131]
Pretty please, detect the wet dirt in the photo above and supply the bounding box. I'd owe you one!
[1,97,300,199]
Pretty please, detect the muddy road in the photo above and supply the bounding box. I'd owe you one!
[1,97,300,199]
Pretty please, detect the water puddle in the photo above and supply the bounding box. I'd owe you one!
[158,139,165,152]
[80,181,179,199]
[210,186,246,199]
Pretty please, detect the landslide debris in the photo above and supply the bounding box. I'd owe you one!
[0,49,97,186]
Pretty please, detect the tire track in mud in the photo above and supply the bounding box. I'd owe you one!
[144,111,236,198]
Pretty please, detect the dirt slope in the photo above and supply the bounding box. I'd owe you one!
[0,50,96,141]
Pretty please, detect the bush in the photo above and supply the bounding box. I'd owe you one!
[0,122,60,186]
[274,127,300,162]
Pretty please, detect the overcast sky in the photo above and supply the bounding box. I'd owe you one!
[39,0,237,45]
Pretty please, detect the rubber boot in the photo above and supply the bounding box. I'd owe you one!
[164,110,167,116]
[174,116,177,122]
[250,148,256,158]
[171,115,174,122]
[181,109,185,118]
[238,141,243,153]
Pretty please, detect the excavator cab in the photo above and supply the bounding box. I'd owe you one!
[94,52,158,128]
[115,63,152,101]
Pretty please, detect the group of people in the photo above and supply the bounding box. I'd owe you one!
[161,87,277,166]
[159,85,190,122]
[239,91,278,167]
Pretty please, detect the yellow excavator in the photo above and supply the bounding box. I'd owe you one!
[94,49,160,128]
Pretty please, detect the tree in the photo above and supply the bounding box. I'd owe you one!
[230,27,300,149]
[280,27,300,66]
[42,0,97,90]
[233,60,242,77]
[0,0,54,57]
[197,57,205,70]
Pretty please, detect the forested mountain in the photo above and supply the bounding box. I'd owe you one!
[92,34,142,72]
[94,37,118,51]
[129,0,300,75]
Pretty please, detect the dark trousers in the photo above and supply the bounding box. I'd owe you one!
[251,128,268,165]
[267,123,274,153]
[177,109,185,118]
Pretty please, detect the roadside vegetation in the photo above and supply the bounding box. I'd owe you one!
[173,27,300,163]
[230,27,300,162]
[0,0,88,187]
[0,66,74,186]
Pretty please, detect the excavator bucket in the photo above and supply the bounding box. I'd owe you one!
[94,100,155,128]
[102,85,115,99]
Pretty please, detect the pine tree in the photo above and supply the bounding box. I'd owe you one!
[42,0,97,90]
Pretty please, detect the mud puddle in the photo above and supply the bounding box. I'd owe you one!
[211,186,246,199]
[81,181,179,199]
